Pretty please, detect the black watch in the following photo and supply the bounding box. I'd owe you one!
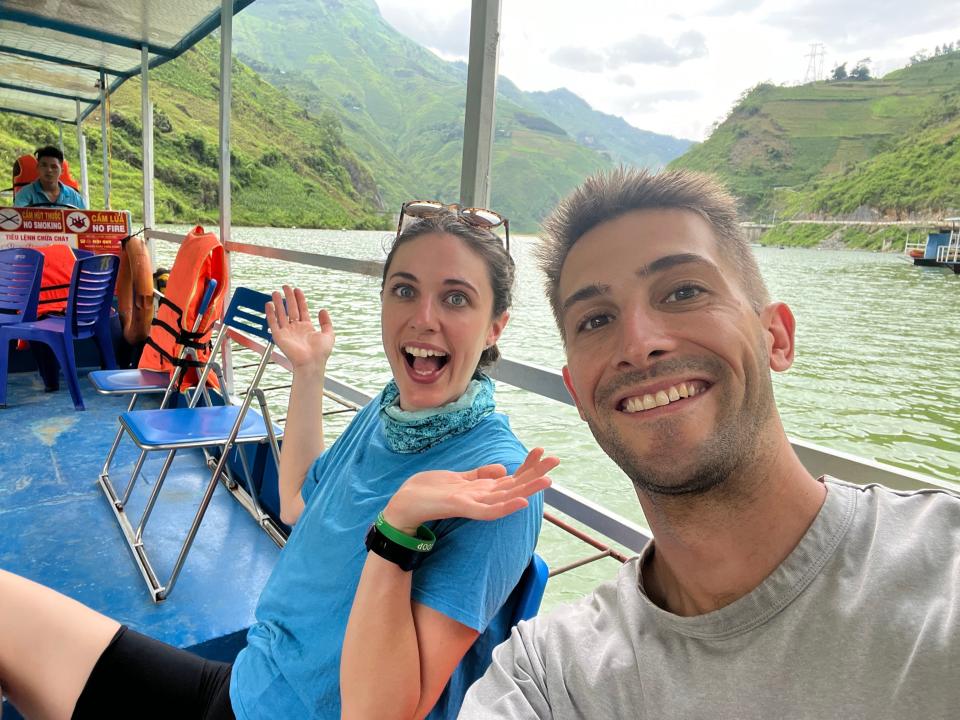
[364,523,420,571]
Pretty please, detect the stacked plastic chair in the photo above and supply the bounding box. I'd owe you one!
[0,247,44,328]
[0,253,118,410]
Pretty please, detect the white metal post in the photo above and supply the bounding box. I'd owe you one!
[75,99,90,207]
[57,122,64,151]
[141,45,156,262]
[459,0,501,208]
[219,0,234,391]
[99,70,111,209]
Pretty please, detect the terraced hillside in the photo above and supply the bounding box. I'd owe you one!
[671,51,960,217]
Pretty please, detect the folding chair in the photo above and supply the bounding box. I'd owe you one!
[0,253,118,410]
[91,278,220,486]
[99,287,284,601]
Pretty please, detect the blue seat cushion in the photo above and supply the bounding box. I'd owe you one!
[89,368,171,394]
[120,406,283,449]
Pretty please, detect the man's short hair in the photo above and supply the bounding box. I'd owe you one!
[536,167,770,340]
[35,145,64,164]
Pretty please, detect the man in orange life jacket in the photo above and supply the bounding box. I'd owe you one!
[14,146,85,209]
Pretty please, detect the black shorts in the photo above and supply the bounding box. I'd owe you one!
[72,625,235,720]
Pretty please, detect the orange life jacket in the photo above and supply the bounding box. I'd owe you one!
[36,245,81,317]
[60,160,80,191]
[138,226,227,388]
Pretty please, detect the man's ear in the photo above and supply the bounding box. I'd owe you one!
[761,302,795,372]
[562,365,587,420]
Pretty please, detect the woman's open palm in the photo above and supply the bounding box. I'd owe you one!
[384,448,559,532]
[266,285,335,371]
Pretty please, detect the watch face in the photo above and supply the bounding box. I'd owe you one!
[365,524,418,571]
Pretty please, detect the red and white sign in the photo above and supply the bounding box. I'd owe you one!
[0,207,132,254]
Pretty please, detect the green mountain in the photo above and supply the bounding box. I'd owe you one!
[670,51,960,218]
[232,0,688,230]
[0,38,387,229]
[496,80,692,168]
[232,0,601,230]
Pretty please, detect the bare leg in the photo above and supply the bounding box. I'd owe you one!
[0,570,120,720]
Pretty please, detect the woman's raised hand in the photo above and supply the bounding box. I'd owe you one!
[265,285,335,372]
[382,448,559,534]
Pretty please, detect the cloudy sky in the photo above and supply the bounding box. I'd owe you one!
[376,0,960,141]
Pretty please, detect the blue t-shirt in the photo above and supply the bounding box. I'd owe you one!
[14,180,86,208]
[230,394,540,719]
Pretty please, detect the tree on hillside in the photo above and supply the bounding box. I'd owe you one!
[850,58,872,80]
[831,63,848,80]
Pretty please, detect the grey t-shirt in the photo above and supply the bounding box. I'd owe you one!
[460,479,960,719]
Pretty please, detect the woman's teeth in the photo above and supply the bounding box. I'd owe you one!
[404,346,447,358]
[621,382,704,413]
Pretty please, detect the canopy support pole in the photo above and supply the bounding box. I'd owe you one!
[75,99,89,207]
[57,122,64,151]
[141,45,156,262]
[99,70,111,209]
[459,0,501,208]
[218,0,235,392]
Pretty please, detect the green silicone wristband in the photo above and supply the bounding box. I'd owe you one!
[375,512,436,552]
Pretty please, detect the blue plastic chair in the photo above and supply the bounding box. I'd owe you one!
[0,247,44,327]
[511,553,550,625]
[0,253,119,410]
[100,287,284,601]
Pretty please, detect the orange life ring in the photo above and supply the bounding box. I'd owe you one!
[117,237,155,344]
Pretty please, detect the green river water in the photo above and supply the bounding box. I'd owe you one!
[158,227,960,609]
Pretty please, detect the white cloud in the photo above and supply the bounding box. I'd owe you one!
[705,0,765,16]
[549,46,606,73]
[609,31,708,67]
[376,0,960,141]
[764,0,958,49]
[628,89,703,106]
[376,2,471,57]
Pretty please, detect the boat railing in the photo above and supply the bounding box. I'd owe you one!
[936,227,960,263]
[902,234,926,255]
[145,229,960,572]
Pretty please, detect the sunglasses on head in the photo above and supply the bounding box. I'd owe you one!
[397,200,510,254]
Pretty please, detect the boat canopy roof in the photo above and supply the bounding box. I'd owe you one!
[0,0,255,125]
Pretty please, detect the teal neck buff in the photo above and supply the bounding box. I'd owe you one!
[379,373,496,454]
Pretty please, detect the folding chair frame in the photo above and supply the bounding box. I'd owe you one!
[94,279,221,496]
[97,288,285,601]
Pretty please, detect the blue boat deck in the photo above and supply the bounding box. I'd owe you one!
[0,367,280,657]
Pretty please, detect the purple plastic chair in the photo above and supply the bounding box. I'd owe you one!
[0,247,44,327]
[0,253,119,410]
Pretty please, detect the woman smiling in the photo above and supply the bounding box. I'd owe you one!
[247,207,557,719]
